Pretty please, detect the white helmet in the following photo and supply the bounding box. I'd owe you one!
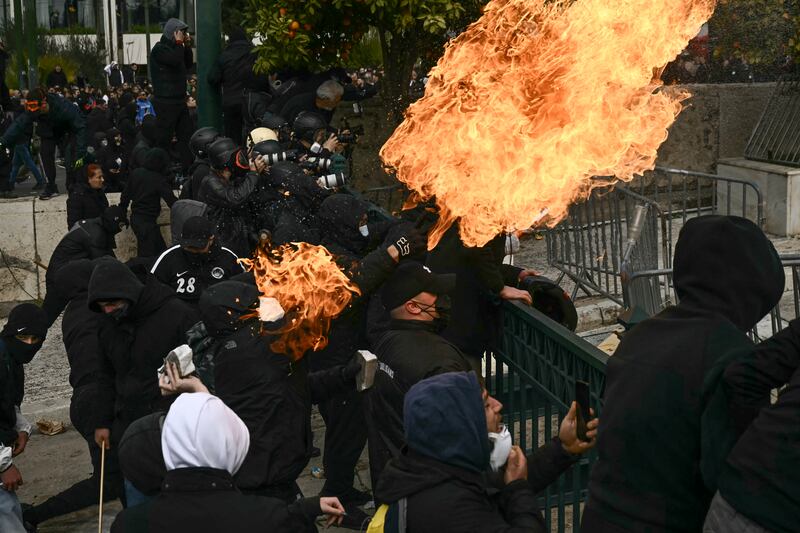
[248,127,278,149]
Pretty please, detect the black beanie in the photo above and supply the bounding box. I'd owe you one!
[1,303,48,340]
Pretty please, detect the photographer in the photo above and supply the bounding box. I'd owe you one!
[280,80,344,126]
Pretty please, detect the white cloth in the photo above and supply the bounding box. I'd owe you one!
[161,392,250,475]
[0,407,32,472]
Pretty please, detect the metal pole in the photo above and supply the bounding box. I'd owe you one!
[23,0,36,89]
[143,0,150,65]
[12,0,23,88]
[195,0,221,129]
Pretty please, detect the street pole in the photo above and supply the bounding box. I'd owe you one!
[23,0,36,89]
[12,0,24,88]
[195,0,221,129]
[143,0,150,65]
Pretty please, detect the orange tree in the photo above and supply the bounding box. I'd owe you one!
[242,0,486,123]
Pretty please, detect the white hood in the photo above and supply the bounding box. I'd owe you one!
[161,392,250,475]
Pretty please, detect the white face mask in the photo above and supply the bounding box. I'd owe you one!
[488,425,512,472]
[505,233,520,256]
[359,224,369,237]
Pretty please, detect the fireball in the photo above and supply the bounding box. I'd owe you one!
[381,0,717,248]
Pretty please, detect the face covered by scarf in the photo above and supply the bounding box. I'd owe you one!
[1,303,48,364]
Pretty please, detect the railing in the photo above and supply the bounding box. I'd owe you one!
[487,301,608,533]
[745,76,800,168]
[359,184,407,214]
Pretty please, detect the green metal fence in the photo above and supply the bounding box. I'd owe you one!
[486,301,608,533]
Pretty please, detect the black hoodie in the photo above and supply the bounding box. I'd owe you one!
[582,215,785,533]
[89,260,198,429]
[130,115,159,171]
[120,148,178,221]
[376,372,544,532]
[207,30,254,108]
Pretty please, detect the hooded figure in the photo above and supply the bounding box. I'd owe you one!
[375,372,544,532]
[116,101,139,161]
[89,260,198,451]
[120,147,178,258]
[23,260,123,529]
[317,193,371,256]
[582,215,785,533]
[129,115,159,171]
[110,393,322,533]
[100,127,128,192]
[41,205,128,324]
[196,283,312,506]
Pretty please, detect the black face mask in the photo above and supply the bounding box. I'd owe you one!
[416,296,451,333]
[110,302,131,322]
[6,337,42,364]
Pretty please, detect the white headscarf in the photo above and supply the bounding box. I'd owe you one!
[161,392,250,475]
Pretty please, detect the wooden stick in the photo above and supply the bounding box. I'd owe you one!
[98,444,106,533]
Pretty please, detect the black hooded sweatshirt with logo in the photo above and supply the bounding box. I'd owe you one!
[582,216,785,533]
[88,261,198,429]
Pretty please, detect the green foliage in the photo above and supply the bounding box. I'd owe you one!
[343,28,383,68]
[42,26,96,35]
[710,0,800,64]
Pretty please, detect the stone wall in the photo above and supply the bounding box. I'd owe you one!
[0,193,170,313]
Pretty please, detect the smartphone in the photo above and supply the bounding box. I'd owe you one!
[575,380,592,442]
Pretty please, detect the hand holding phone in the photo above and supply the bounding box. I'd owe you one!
[575,380,592,441]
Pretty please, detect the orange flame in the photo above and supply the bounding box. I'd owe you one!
[240,242,361,361]
[381,0,716,248]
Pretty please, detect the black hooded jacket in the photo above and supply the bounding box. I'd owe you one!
[46,216,120,285]
[149,25,193,103]
[198,282,311,493]
[582,216,785,533]
[376,372,544,533]
[66,183,110,229]
[365,319,474,491]
[130,116,159,171]
[120,148,178,221]
[197,170,260,257]
[55,259,103,389]
[207,32,254,108]
[89,261,198,428]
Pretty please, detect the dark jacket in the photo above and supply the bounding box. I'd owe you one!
[55,259,101,389]
[120,149,178,221]
[46,69,68,88]
[100,140,128,192]
[129,116,158,171]
[66,184,109,229]
[178,158,211,201]
[365,319,474,490]
[2,93,88,157]
[427,224,507,359]
[199,282,311,493]
[46,217,118,285]
[207,36,253,108]
[149,32,193,102]
[87,108,114,139]
[110,467,318,533]
[279,91,334,125]
[376,372,544,532]
[197,170,260,257]
[715,319,800,533]
[89,261,198,428]
[0,338,24,446]
[582,216,785,533]
[150,241,243,305]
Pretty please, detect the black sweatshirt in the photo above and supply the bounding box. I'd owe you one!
[120,149,177,221]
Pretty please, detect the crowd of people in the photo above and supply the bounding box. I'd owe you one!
[0,17,798,533]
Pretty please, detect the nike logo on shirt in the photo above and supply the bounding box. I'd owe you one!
[177,271,189,277]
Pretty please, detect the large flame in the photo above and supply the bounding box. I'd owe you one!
[241,242,360,361]
[381,0,716,248]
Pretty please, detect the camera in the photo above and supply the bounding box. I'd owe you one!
[299,157,333,171]
[337,124,365,144]
[317,172,347,189]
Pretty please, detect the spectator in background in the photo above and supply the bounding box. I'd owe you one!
[6,129,46,198]
[66,164,109,229]
[208,26,253,144]
[136,91,156,125]
[106,62,125,88]
[46,65,68,89]
[100,128,128,192]
[149,18,194,170]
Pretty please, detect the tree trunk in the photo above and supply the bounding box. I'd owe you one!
[379,28,418,126]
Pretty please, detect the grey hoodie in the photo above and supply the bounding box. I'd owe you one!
[162,18,189,41]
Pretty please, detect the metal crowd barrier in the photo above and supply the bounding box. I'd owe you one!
[547,167,765,316]
[359,184,407,214]
[486,302,608,533]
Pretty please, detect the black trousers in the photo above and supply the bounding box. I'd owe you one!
[41,276,69,327]
[39,136,77,194]
[24,385,123,526]
[223,104,243,146]
[131,215,166,259]
[152,99,194,170]
[317,388,367,498]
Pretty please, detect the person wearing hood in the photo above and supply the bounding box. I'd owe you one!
[41,205,129,324]
[87,100,114,142]
[364,261,475,494]
[129,114,159,172]
[149,18,194,170]
[207,26,255,144]
[120,147,178,258]
[375,371,544,532]
[150,216,244,305]
[100,127,128,192]
[116,101,139,161]
[0,87,89,200]
[22,260,123,530]
[66,163,109,229]
[88,259,198,504]
[582,215,786,533]
[0,304,45,533]
[110,391,345,533]
[178,126,219,201]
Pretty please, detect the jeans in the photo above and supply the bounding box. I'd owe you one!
[703,491,769,533]
[124,479,154,508]
[9,144,45,186]
[0,488,26,533]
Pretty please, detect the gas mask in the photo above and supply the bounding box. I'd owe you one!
[6,337,42,364]
[488,425,513,472]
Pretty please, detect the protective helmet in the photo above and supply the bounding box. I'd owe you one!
[189,127,220,159]
[260,113,288,132]
[518,275,579,331]
[251,139,282,158]
[267,161,302,188]
[292,111,328,143]
[207,137,242,170]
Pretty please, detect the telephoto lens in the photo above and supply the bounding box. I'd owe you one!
[307,156,333,170]
[317,172,347,189]
[264,152,288,165]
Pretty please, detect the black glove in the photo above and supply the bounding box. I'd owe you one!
[385,222,428,259]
